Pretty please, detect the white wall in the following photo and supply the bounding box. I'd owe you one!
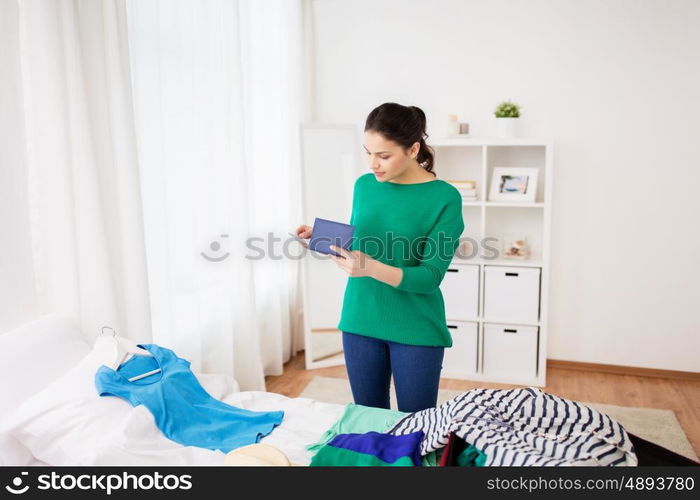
[310,0,700,372]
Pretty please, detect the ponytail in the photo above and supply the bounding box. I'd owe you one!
[365,103,436,175]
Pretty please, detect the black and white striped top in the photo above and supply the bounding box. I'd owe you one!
[387,387,638,466]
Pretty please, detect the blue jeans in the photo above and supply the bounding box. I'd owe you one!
[341,331,444,413]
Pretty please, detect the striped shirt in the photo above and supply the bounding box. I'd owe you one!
[387,387,638,466]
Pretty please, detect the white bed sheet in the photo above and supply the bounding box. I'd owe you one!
[0,316,347,467]
[72,390,345,466]
[2,378,346,467]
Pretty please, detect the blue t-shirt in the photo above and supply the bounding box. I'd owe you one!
[95,344,284,453]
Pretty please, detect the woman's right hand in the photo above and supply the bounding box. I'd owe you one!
[295,224,313,239]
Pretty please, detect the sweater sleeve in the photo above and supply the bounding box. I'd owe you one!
[348,207,357,251]
[348,175,363,251]
[395,193,464,294]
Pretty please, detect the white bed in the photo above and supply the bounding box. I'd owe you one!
[0,315,346,466]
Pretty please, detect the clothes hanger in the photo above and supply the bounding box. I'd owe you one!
[101,326,162,382]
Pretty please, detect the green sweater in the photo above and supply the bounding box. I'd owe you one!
[337,173,465,347]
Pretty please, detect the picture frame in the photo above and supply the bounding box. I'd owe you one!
[488,167,539,202]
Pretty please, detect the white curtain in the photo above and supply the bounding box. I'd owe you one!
[126,0,308,390]
[3,0,309,391]
[2,0,152,342]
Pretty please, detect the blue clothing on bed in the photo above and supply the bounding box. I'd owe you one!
[329,431,424,465]
[310,430,424,466]
[94,343,284,453]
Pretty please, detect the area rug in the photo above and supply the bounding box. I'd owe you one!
[299,376,698,461]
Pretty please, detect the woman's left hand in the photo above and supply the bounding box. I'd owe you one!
[329,246,375,278]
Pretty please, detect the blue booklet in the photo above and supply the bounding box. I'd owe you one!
[308,217,355,257]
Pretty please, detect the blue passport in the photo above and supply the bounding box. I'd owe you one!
[308,217,355,257]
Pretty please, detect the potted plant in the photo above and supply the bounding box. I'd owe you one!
[494,100,521,138]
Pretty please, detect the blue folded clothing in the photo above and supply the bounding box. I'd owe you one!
[308,217,355,257]
[310,430,424,466]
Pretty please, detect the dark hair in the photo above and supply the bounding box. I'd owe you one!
[364,102,435,175]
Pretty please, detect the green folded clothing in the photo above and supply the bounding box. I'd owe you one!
[307,403,437,466]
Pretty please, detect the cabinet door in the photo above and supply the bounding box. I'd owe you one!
[440,264,479,321]
[442,321,478,377]
[482,323,538,380]
[483,266,540,322]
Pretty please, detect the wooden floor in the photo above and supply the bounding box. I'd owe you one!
[265,352,700,457]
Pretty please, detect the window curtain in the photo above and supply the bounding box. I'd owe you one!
[126,0,309,389]
[2,0,152,343]
[3,0,310,390]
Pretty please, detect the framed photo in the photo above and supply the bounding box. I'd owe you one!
[488,167,539,202]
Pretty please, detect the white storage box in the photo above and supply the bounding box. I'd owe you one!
[442,321,478,377]
[482,323,538,380]
[440,264,479,320]
[483,266,540,322]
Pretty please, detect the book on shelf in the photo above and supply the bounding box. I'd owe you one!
[458,189,477,196]
[446,179,478,201]
[446,179,477,189]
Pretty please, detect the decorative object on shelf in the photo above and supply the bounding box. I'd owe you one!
[503,235,530,260]
[456,238,477,259]
[488,167,538,202]
[446,114,460,136]
[494,100,521,138]
[446,179,477,202]
[459,123,470,135]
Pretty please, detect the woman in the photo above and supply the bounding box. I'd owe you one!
[295,102,464,413]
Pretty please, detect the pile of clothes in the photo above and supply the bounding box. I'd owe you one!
[308,387,639,467]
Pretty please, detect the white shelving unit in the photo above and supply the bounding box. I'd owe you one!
[433,136,553,387]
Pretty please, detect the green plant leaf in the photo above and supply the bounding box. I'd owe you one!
[495,100,521,118]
